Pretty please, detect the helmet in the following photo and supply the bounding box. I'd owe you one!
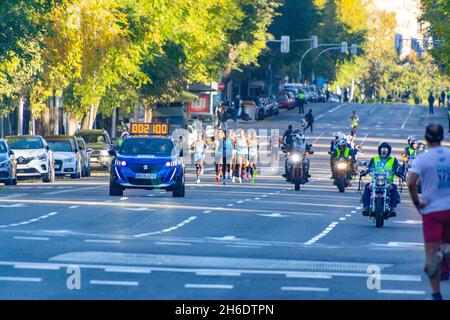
[407,135,415,145]
[418,142,426,151]
[378,142,391,158]
[337,139,347,148]
[121,131,130,139]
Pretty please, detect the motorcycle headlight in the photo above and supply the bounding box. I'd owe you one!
[376,175,386,186]
[291,154,301,163]
[36,153,48,161]
[337,162,347,170]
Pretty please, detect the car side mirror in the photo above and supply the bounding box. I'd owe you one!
[46,145,50,151]
[108,149,117,157]
[179,149,184,157]
[9,150,14,156]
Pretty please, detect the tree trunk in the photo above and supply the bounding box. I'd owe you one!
[17,96,24,135]
[67,114,78,135]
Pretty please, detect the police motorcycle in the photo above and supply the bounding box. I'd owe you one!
[334,156,351,193]
[364,169,393,228]
[282,130,313,191]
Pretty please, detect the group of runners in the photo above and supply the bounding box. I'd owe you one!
[191,129,260,184]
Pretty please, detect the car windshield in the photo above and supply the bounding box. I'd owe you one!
[7,137,43,150]
[47,140,74,152]
[77,133,109,144]
[190,115,212,123]
[120,138,174,156]
[0,142,7,153]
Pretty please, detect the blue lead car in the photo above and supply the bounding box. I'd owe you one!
[108,136,185,197]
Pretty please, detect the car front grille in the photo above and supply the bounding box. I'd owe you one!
[127,178,162,186]
[128,163,164,174]
[18,168,39,174]
[55,160,63,172]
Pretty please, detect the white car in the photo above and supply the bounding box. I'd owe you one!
[45,136,83,179]
[5,135,55,183]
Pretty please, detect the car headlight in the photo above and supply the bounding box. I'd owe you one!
[36,153,48,161]
[65,157,76,163]
[0,160,9,168]
[336,162,347,170]
[291,154,301,163]
[115,159,127,166]
[375,175,386,186]
[100,149,110,156]
[165,161,177,167]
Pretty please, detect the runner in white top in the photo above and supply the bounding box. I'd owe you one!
[248,131,259,184]
[408,124,450,300]
[192,133,206,183]
[236,129,248,183]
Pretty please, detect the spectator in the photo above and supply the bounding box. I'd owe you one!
[325,89,330,102]
[296,91,306,114]
[439,90,446,108]
[428,92,435,115]
[215,101,227,130]
[304,109,314,133]
[233,95,241,123]
[408,124,450,300]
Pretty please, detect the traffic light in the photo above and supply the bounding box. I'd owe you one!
[341,42,348,54]
[350,44,357,55]
[281,36,290,53]
[311,35,318,49]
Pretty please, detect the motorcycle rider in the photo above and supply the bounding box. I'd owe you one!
[282,125,294,153]
[361,142,404,217]
[417,141,426,154]
[284,130,311,182]
[349,111,359,137]
[331,139,353,183]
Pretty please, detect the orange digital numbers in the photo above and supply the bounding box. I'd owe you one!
[130,122,169,136]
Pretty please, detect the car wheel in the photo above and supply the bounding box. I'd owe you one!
[172,182,185,197]
[109,178,124,196]
[71,162,82,179]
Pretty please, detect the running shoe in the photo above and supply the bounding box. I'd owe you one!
[216,177,220,183]
[239,177,242,183]
[232,176,236,183]
[196,178,200,184]
[250,177,255,184]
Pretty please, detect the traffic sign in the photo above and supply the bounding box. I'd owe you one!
[218,82,225,91]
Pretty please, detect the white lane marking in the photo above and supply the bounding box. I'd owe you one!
[215,207,224,210]
[339,217,346,221]
[123,208,156,212]
[69,206,79,209]
[44,186,102,195]
[258,213,288,218]
[208,236,242,241]
[286,273,332,279]
[392,220,422,225]
[0,276,42,282]
[185,284,233,290]
[315,114,324,120]
[227,204,234,207]
[345,214,351,217]
[90,280,138,286]
[305,222,339,245]
[134,216,197,238]
[254,198,260,200]
[401,107,414,129]
[351,211,356,213]
[14,263,60,270]
[387,242,423,248]
[0,212,59,229]
[104,267,151,274]
[14,236,49,241]
[0,204,26,208]
[237,201,244,204]
[262,195,268,197]
[226,245,262,249]
[356,207,362,210]
[328,103,346,113]
[147,194,154,197]
[196,271,241,277]
[120,197,128,201]
[203,210,211,214]
[85,239,121,244]
[369,106,378,114]
[155,242,191,246]
[377,289,425,295]
[281,286,329,292]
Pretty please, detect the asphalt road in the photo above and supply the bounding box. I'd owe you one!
[0,102,449,300]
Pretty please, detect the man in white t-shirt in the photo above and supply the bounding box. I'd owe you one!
[408,124,450,300]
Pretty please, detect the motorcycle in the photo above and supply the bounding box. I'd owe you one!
[283,143,313,191]
[334,157,351,193]
[367,171,392,228]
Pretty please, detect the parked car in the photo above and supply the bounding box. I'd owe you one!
[0,139,17,185]
[76,136,91,177]
[242,97,266,120]
[45,135,83,179]
[5,135,55,183]
[75,129,113,171]
[269,95,280,115]
[317,89,326,102]
[280,91,296,106]
[277,94,292,109]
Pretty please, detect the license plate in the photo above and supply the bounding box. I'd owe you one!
[136,173,156,179]
[91,158,98,163]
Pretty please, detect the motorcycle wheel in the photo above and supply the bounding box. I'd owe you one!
[294,167,301,191]
[337,175,346,193]
[375,198,384,228]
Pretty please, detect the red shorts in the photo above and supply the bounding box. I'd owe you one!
[422,210,450,243]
